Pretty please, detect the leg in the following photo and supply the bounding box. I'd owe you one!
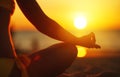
[27,43,78,77]
[0,7,14,58]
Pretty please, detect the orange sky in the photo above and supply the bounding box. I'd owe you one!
[11,0,120,32]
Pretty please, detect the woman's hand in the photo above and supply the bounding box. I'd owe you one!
[74,32,101,48]
[15,54,30,77]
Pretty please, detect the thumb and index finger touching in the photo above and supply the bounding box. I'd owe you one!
[90,32,101,49]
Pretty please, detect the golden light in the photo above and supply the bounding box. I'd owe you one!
[76,46,87,57]
[74,16,87,29]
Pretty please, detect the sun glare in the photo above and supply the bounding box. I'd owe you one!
[76,46,87,57]
[74,16,87,29]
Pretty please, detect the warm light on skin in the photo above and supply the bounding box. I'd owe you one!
[74,16,87,29]
[76,46,87,57]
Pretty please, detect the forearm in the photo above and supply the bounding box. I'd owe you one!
[16,0,78,42]
[39,17,78,42]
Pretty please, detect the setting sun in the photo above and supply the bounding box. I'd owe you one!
[74,16,87,29]
[76,46,87,57]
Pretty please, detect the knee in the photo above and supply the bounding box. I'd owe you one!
[52,43,78,75]
[52,43,78,63]
[50,43,77,56]
[61,43,78,60]
[45,43,78,62]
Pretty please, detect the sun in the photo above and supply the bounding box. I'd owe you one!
[76,46,87,57]
[74,16,87,29]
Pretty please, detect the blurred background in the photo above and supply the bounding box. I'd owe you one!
[10,0,120,77]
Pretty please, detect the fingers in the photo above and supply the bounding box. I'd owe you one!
[87,44,101,49]
[94,44,101,49]
[90,32,96,43]
[77,32,101,49]
[90,32,101,49]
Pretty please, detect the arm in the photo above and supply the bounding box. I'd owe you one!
[16,0,100,48]
[16,0,77,42]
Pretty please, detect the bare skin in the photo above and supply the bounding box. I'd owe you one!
[15,0,101,77]
[0,0,100,77]
[16,0,100,48]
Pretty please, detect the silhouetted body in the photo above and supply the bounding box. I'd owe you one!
[0,0,100,77]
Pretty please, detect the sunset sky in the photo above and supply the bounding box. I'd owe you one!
[10,0,120,54]
[11,0,120,31]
